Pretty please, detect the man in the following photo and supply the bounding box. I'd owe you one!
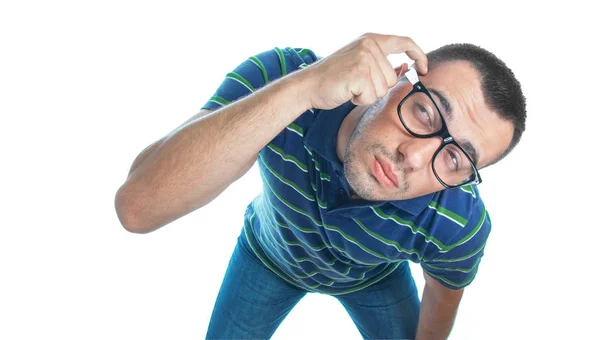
[115,33,526,339]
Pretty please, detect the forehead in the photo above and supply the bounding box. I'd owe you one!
[419,61,513,167]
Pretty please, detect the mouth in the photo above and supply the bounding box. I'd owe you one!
[372,155,399,188]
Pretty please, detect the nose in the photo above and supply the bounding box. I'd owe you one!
[398,137,442,172]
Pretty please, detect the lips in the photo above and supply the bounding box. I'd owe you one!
[374,156,398,187]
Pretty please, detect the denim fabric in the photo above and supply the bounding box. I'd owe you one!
[206,230,420,340]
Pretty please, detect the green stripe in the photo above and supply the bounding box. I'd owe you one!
[297,48,311,56]
[422,264,479,289]
[275,221,330,252]
[260,172,322,227]
[266,143,308,172]
[249,56,269,84]
[440,204,487,253]
[257,191,319,235]
[423,256,482,273]
[243,219,309,290]
[260,182,379,266]
[264,224,348,274]
[433,234,488,263]
[260,229,319,277]
[258,153,314,201]
[266,211,359,268]
[316,195,327,209]
[226,72,254,91]
[274,47,287,76]
[286,122,304,136]
[311,158,331,181]
[460,185,476,198]
[428,201,468,227]
[303,145,313,155]
[254,222,324,284]
[208,95,230,106]
[371,206,446,250]
[352,218,426,261]
[319,172,331,181]
[322,223,391,261]
[329,262,402,296]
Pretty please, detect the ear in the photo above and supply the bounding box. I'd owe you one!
[394,63,409,78]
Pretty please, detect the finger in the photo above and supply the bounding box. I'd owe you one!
[405,49,428,75]
[373,34,428,75]
[396,63,408,77]
[351,78,377,106]
[369,41,400,88]
[369,59,390,98]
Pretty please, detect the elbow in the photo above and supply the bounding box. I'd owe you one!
[118,212,152,234]
[114,186,153,234]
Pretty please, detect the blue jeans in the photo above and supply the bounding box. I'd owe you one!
[206,230,420,339]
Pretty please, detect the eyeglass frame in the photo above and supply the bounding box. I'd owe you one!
[397,67,482,189]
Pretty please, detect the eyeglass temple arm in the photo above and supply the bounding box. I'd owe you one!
[404,67,420,85]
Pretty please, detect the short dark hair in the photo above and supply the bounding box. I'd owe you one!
[427,43,527,167]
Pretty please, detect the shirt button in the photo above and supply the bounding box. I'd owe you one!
[335,171,340,177]
[338,188,346,196]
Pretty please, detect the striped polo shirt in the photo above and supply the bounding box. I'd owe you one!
[202,47,492,295]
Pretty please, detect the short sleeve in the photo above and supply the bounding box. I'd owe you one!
[421,198,492,290]
[201,47,320,111]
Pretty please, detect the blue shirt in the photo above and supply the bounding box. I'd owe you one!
[202,47,492,295]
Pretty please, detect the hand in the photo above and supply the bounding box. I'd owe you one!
[302,32,428,110]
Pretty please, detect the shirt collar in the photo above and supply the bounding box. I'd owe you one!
[303,102,434,216]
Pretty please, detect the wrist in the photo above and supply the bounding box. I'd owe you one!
[283,66,317,112]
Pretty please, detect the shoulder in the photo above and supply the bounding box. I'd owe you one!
[201,47,320,111]
[419,186,492,289]
[253,47,321,79]
[422,186,491,256]
[431,185,486,225]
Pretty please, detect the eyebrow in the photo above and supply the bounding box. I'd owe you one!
[459,140,480,168]
[429,88,480,167]
[429,89,453,120]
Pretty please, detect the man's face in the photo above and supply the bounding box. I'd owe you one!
[343,60,514,201]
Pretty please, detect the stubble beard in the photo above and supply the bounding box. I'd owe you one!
[342,100,410,201]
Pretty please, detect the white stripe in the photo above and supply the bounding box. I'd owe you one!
[259,155,314,201]
[207,99,224,107]
[258,197,363,274]
[261,181,377,266]
[266,145,308,172]
[369,206,444,250]
[303,145,313,155]
[460,186,476,198]
[226,75,254,93]
[286,126,303,137]
[427,205,466,227]
[351,218,425,261]
[438,213,487,254]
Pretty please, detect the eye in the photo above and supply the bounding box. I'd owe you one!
[415,103,434,130]
[447,149,460,172]
[441,145,465,173]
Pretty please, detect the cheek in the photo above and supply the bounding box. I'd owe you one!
[370,110,404,139]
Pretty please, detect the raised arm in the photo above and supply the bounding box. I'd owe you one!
[114,33,428,234]
[114,72,312,233]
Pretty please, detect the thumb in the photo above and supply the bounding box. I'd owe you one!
[394,63,409,77]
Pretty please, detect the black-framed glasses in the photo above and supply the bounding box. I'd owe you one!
[397,68,482,189]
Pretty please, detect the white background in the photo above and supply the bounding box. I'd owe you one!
[1,0,598,339]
